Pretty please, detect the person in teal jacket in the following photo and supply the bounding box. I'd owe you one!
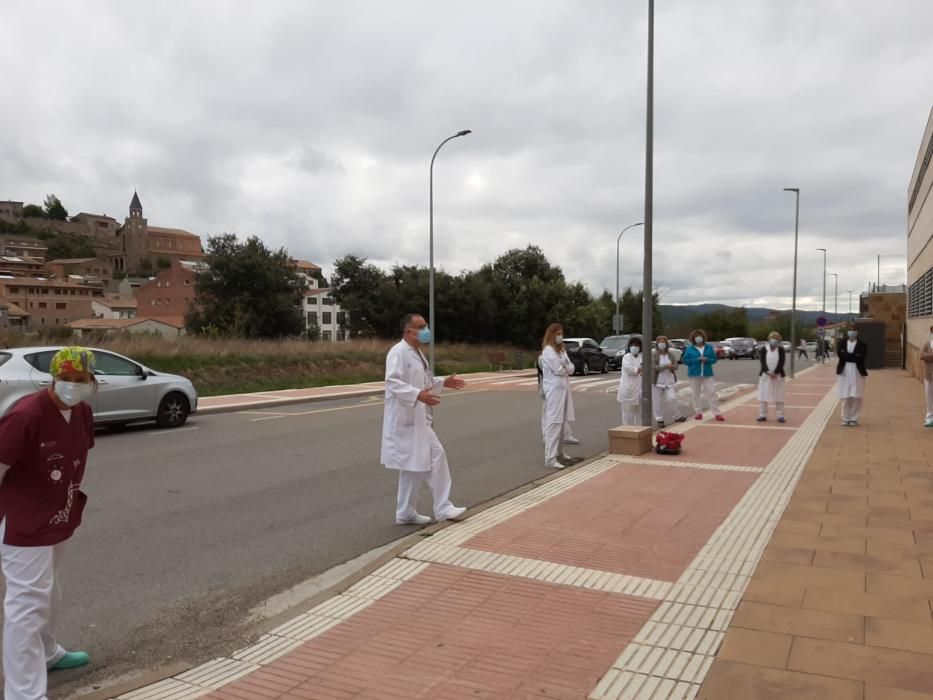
[682,329,724,421]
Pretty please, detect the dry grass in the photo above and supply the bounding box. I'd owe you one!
[0,332,534,396]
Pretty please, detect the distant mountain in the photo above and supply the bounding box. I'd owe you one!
[660,303,849,325]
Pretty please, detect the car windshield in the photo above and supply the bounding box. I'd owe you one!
[563,340,580,349]
[600,337,627,349]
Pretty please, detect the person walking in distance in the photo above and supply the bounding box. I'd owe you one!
[920,325,933,427]
[837,327,868,426]
[617,336,643,425]
[0,347,97,700]
[683,329,724,421]
[538,323,576,469]
[381,314,467,525]
[798,338,808,360]
[757,332,787,423]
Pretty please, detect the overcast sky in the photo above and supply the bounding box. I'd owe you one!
[2,1,930,310]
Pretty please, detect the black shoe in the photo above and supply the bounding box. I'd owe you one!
[675,416,687,423]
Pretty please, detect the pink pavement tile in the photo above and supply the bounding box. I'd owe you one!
[203,565,658,700]
[639,425,791,468]
[464,464,758,581]
[722,404,815,427]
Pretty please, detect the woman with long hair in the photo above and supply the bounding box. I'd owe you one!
[538,323,576,468]
[617,336,643,425]
[682,328,724,421]
[757,331,787,422]
[653,335,687,427]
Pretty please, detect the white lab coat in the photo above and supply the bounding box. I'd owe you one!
[757,348,786,403]
[838,340,865,399]
[380,340,445,472]
[540,345,575,426]
[618,352,643,403]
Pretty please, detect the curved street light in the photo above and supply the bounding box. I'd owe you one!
[428,129,471,371]
[784,188,800,378]
[615,223,644,334]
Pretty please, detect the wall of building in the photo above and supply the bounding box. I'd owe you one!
[907,108,933,379]
[136,261,197,318]
[303,291,348,341]
[0,280,101,329]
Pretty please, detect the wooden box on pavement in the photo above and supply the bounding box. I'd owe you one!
[608,425,653,455]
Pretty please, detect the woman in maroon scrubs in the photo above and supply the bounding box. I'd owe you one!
[0,347,96,699]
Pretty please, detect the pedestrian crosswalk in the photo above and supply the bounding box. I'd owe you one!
[481,373,752,400]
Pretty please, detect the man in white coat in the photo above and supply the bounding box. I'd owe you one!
[381,313,468,525]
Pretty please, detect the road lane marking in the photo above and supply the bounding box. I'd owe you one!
[250,415,285,422]
[146,427,199,436]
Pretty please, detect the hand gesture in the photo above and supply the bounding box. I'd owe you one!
[444,375,466,390]
[418,388,441,406]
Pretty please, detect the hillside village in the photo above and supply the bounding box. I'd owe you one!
[0,193,348,340]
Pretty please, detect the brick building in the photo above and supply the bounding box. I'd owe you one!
[0,256,45,277]
[0,277,103,329]
[46,257,113,287]
[0,237,47,260]
[109,192,205,275]
[136,260,200,319]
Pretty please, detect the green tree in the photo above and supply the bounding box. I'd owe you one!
[139,258,153,272]
[43,232,94,260]
[692,307,749,339]
[186,233,306,338]
[22,204,46,218]
[613,288,665,337]
[331,255,391,337]
[43,194,68,221]
[750,312,811,343]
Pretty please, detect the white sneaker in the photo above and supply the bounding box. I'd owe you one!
[437,506,467,522]
[561,453,572,460]
[396,513,431,525]
[545,459,564,469]
[564,436,581,445]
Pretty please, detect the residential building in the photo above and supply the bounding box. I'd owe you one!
[0,277,103,329]
[0,237,47,260]
[46,257,113,287]
[0,298,28,330]
[0,256,45,277]
[303,287,348,341]
[293,259,322,287]
[0,201,24,221]
[136,259,200,320]
[91,297,137,320]
[907,107,933,378]
[68,316,185,338]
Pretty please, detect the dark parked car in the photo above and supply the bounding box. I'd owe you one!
[599,335,633,370]
[724,337,758,359]
[564,337,609,375]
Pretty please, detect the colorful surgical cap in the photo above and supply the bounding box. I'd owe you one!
[50,346,96,378]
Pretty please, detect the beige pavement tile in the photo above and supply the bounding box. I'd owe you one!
[769,532,867,556]
[867,618,933,654]
[821,524,918,546]
[698,660,863,700]
[755,560,865,592]
[732,601,863,644]
[868,573,933,602]
[920,561,933,579]
[788,637,933,694]
[763,545,816,566]
[718,627,792,669]
[744,578,806,607]
[803,587,930,621]
[865,684,933,699]
[776,520,823,536]
[813,551,922,578]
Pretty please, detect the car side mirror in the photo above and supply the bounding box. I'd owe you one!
[137,365,147,381]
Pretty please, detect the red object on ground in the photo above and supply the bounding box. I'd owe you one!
[655,430,684,454]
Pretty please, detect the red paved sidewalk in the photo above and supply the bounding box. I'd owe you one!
[115,365,842,700]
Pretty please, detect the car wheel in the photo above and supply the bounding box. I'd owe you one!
[600,359,609,374]
[156,392,190,429]
[582,361,590,376]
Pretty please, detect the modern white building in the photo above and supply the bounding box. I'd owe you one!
[907,106,933,377]
[301,277,348,341]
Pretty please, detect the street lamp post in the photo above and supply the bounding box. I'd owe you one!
[428,129,471,371]
[640,0,655,427]
[847,290,854,318]
[784,188,800,378]
[615,222,644,334]
[829,272,838,315]
[816,248,827,315]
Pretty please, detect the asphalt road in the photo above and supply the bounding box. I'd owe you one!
[43,354,814,697]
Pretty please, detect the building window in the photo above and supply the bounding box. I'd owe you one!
[337,311,346,325]
[322,312,332,324]
[322,331,332,341]
[908,267,933,318]
[38,302,47,309]
[184,279,191,286]
[323,296,334,305]
[307,311,318,325]
[56,302,66,310]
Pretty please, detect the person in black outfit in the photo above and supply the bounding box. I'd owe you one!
[757,331,786,422]
[836,329,868,426]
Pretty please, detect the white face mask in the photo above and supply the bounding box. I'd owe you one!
[53,381,95,408]
[658,342,667,351]
[694,337,704,345]
[554,334,563,344]
[630,346,641,356]
[769,339,779,347]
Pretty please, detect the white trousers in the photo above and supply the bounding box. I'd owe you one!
[540,407,573,461]
[0,520,67,700]
[841,398,863,423]
[620,402,640,425]
[690,377,721,416]
[759,401,785,419]
[653,385,682,422]
[925,379,933,422]
[395,429,454,521]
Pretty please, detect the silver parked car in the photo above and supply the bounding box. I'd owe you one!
[0,346,198,428]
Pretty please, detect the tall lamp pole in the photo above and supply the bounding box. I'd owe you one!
[847,290,854,318]
[784,188,800,378]
[615,222,643,333]
[640,0,655,427]
[428,129,471,371]
[816,248,827,314]
[829,272,838,315]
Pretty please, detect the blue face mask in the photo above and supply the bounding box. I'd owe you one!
[847,332,857,340]
[417,327,432,344]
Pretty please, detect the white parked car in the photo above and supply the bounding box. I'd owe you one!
[0,346,198,428]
